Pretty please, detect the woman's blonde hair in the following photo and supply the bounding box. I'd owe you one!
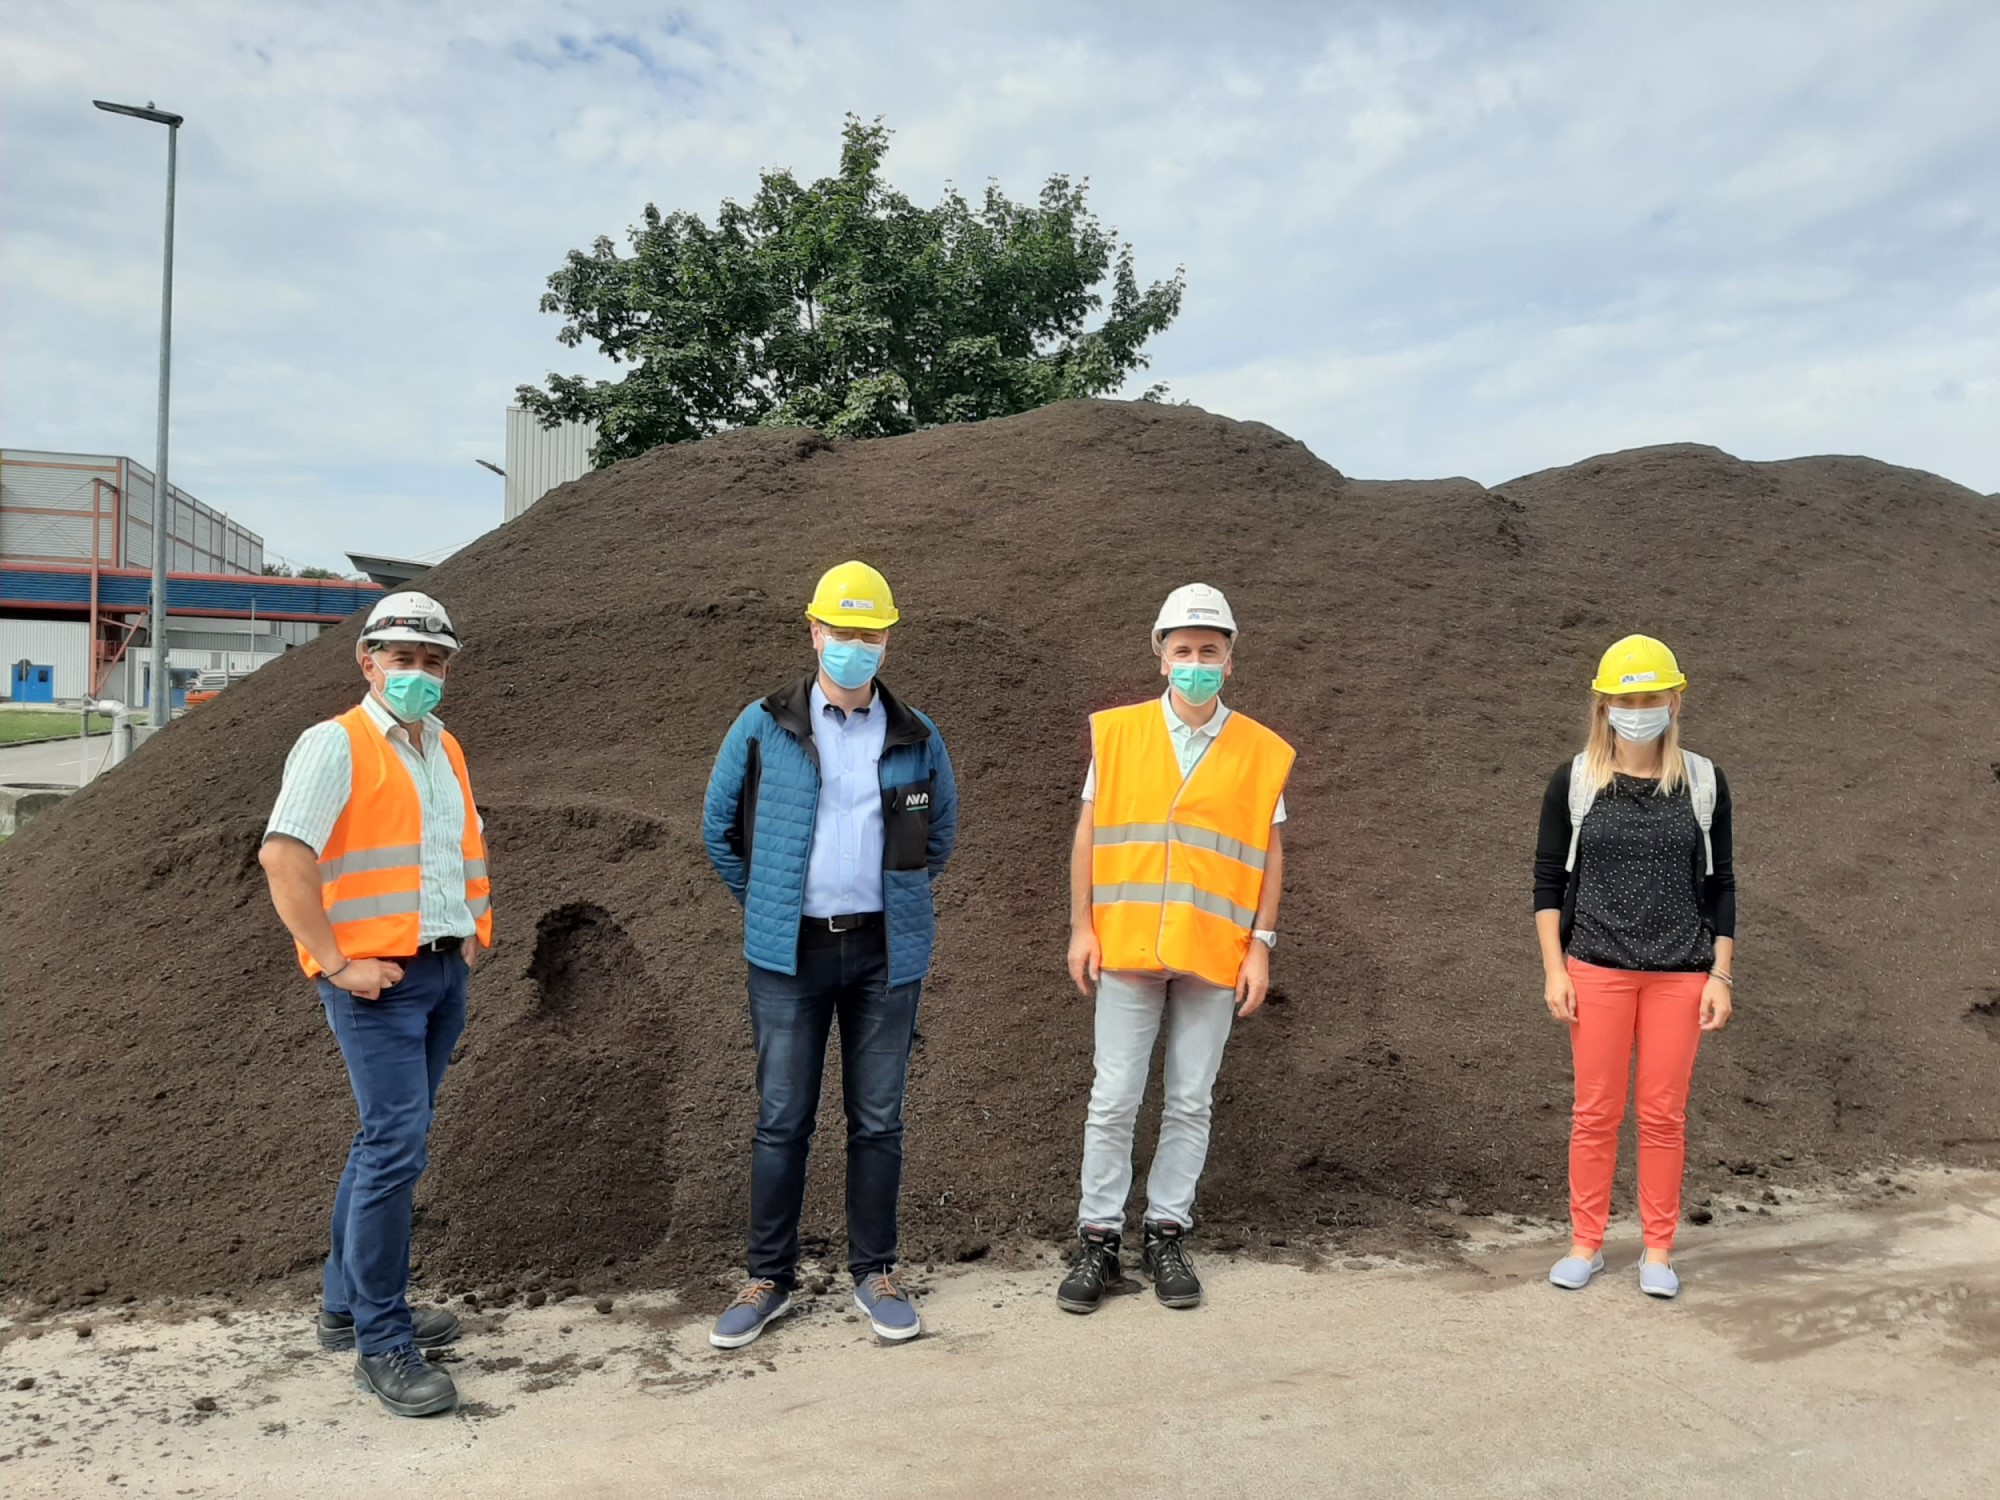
[1581,693,1687,795]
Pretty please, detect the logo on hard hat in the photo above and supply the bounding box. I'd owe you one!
[839,598,876,611]
[1620,671,1658,684]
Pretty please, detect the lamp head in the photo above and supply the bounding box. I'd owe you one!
[93,99,184,127]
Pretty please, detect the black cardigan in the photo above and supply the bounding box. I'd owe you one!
[1532,762,1736,948]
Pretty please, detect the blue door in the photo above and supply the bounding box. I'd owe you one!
[140,666,192,712]
[11,662,55,703]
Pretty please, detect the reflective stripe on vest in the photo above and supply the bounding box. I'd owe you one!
[318,844,424,883]
[1092,880,1260,930]
[327,890,424,925]
[295,707,494,977]
[1088,701,1294,988]
[1092,821,1271,871]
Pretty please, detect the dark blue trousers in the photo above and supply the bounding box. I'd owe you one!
[746,925,921,1288]
[316,950,467,1356]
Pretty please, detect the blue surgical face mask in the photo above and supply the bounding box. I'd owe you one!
[819,639,883,691]
[1169,664,1226,706]
[1607,705,1672,743]
[379,668,444,723]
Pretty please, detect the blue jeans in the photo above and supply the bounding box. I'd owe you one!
[746,925,921,1288]
[316,950,467,1356]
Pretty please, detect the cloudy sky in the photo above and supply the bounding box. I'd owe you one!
[3,0,1995,569]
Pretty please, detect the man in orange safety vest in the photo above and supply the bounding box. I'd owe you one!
[1057,583,1295,1316]
[259,591,492,1418]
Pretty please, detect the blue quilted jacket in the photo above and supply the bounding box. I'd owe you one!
[702,675,958,986]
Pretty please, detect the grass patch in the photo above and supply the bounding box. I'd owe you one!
[0,710,114,745]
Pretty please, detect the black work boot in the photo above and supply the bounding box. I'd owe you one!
[318,1304,462,1352]
[353,1344,458,1417]
[1056,1227,1123,1314]
[1142,1220,1203,1309]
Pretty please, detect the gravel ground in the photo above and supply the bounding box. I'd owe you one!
[4,1168,1994,1500]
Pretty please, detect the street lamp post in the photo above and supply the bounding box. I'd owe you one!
[94,99,183,730]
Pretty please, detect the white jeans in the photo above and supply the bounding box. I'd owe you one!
[1077,969,1237,1232]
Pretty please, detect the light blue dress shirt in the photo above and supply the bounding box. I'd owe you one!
[801,680,890,918]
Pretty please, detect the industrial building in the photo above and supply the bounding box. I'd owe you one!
[503,406,597,520]
[1,448,379,708]
[8,407,606,711]
[0,448,265,574]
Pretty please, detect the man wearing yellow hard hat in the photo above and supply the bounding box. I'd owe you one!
[701,561,958,1349]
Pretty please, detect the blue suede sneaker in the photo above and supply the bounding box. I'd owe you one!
[852,1271,922,1342]
[709,1279,792,1350]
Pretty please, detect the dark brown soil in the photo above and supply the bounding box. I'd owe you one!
[4,400,1997,1306]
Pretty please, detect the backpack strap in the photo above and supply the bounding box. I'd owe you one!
[1682,749,1717,876]
[1563,752,1594,873]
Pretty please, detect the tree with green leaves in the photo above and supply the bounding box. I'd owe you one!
[518,117,1184,464]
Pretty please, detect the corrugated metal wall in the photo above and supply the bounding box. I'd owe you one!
[2,449,263,574]
[0,618,93,700]
[504,407,598,521]
[1,510,95,561]
[0,453,120,566]
[169,646,281,674]
[166,618,317,649]
[120,456,148,568]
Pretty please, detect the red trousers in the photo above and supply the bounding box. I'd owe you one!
[1566,958,1705,1251]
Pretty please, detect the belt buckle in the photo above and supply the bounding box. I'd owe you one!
[824,916,848,934]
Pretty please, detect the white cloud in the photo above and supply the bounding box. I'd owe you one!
[1,0,1994,574]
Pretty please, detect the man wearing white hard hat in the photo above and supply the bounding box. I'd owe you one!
[1057,583,1295,1315]
[258,591,493,1417]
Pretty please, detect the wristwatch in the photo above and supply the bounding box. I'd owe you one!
[1252,929,1278,951]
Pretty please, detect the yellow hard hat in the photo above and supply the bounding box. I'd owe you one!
[1591,634,1688,695]
[805,561,900,629]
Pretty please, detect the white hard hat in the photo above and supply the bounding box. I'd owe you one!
[362,591,460,653]
[1152,583,1237,647]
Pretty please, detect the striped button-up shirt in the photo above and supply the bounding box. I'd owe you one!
[264,695,479,943]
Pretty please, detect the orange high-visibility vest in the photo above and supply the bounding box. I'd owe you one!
[296,706,494,977]
[1089,701,1294,988]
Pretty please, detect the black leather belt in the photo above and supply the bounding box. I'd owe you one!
[803,913,881,933]
[411,936,463,955]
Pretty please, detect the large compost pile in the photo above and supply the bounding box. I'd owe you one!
[4,399,1996,1305]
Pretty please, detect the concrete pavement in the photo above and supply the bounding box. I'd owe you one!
[0,732,114,790]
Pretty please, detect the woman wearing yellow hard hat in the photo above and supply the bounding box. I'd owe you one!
[1531,634,1736,1300]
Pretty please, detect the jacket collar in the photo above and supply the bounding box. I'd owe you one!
[765,673,928,749]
